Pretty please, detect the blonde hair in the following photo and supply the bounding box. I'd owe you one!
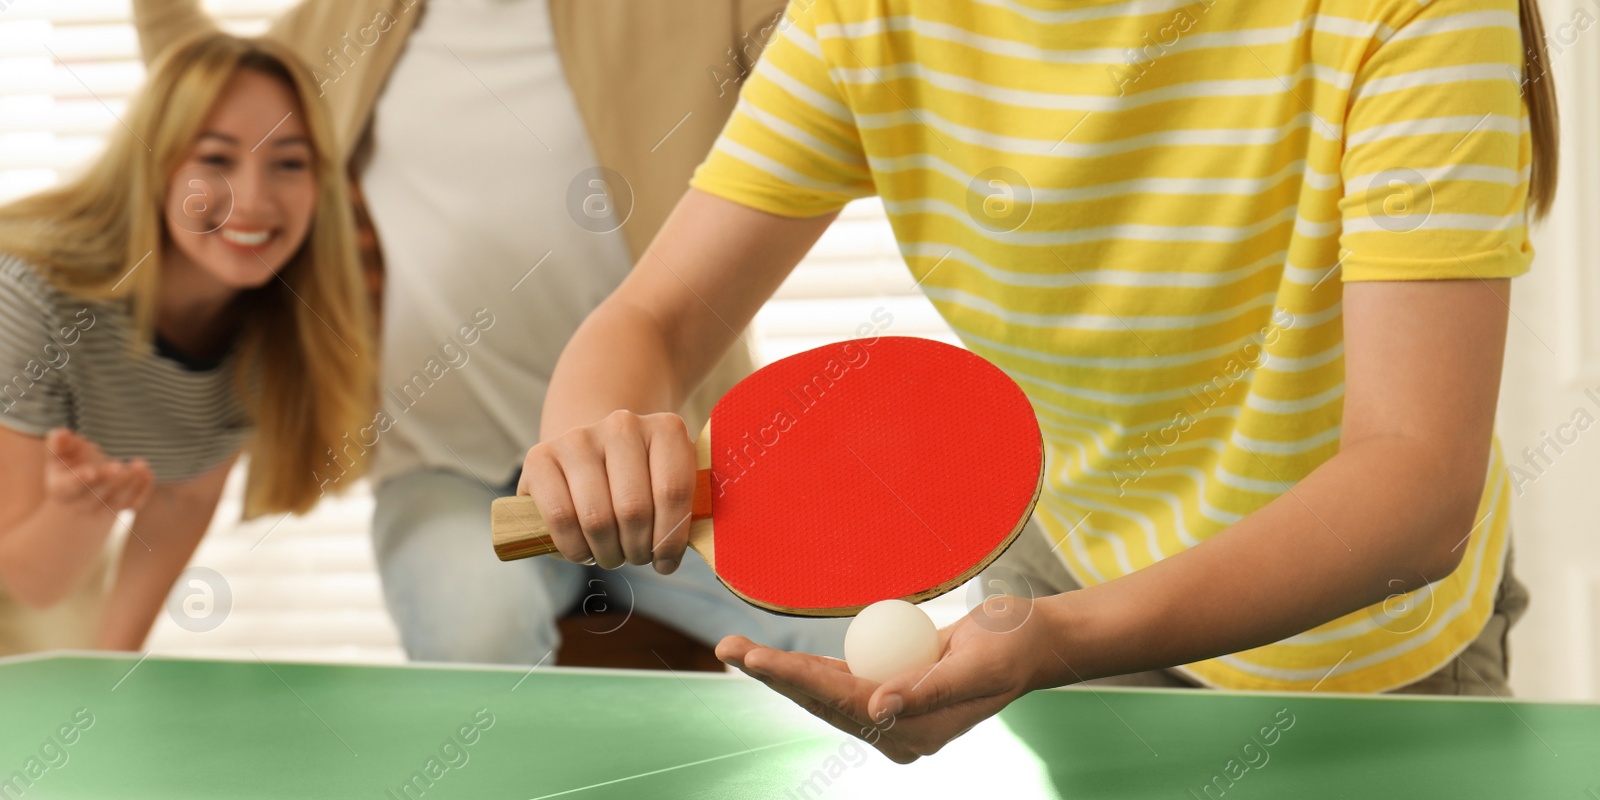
[1520,0,1559,219]
[0,33,374,517]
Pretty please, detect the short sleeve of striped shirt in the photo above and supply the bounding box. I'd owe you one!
[0,259,70,436]
[690,1,876,217]
[1337,0,1535,282]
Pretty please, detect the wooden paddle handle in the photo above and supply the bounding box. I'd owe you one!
[491,470,714,562]
[491,496,561,560]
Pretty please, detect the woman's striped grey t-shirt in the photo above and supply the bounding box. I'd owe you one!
[0,254,252,483]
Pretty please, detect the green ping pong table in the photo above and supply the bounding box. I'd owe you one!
[0,652,1596,799]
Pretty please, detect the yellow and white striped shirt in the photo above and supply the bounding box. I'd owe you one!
[691,0,1532,692]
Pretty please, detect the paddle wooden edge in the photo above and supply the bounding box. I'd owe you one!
[718,438,1048,618]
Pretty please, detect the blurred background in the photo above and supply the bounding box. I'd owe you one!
[2,0,1596,700]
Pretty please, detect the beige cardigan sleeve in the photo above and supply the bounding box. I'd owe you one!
[130,0,219,66]
[130,0,370,71]
[130,0,415,165]
[738,0,789,59]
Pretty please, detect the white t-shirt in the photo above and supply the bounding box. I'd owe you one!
[363,0,635,487]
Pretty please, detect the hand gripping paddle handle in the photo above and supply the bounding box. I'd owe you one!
[491,469,714,561]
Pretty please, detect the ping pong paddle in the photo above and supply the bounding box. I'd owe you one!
[491,336,1043,617]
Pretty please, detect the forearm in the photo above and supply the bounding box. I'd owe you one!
[97,465,231,651]
[538,301,692,441]
[0,504,119,608]
[1037,435,1485,687]
[540,189,836,441]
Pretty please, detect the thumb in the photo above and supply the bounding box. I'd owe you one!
[868,646,1000,721]
[44,428,74,458]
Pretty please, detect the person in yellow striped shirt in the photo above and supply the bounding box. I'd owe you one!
[515,0,1556,761]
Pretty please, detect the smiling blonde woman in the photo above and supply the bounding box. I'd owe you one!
[0,33,373,654]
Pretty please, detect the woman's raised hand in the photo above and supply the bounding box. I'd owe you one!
[42,428,154,515]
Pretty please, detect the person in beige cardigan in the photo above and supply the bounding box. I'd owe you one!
[134,0,849,664]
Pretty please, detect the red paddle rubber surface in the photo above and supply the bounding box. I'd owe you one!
[708,336,1042,613]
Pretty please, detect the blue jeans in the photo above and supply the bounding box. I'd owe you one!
[371,468,849,665]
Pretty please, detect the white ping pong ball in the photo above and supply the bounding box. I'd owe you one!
[845,599,941,684]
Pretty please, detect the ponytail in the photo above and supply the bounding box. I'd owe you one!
[1519,0,1559,219]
